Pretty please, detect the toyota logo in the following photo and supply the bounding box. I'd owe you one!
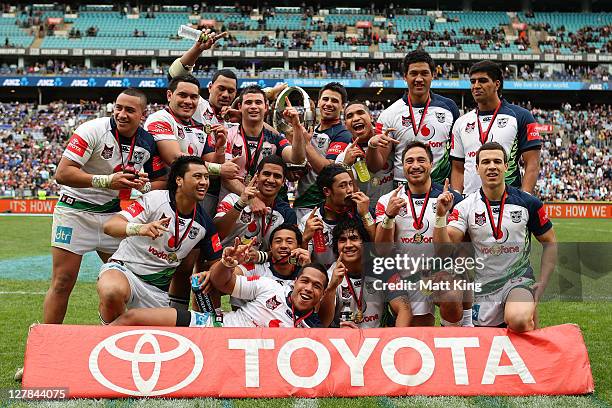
[89,329,203,396]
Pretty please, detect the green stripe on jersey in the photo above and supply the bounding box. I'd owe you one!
[431,148,451,184]
[293,183,323,209]
[135,267,175,291]
[57,198,121,213]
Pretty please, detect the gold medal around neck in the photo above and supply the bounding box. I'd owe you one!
[353,310,364,323]
[204,123,212,135]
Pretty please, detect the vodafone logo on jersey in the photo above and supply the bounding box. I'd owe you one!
[23,324,593,398]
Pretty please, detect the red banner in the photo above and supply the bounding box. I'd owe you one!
[22,324,593,398]
[0,199,57,214]
[543,203,612,218]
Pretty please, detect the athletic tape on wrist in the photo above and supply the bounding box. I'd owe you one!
[208,162,221,176]
[92,174,112,189]
[126,222,143,237]
[434,215,447,228]
[381,215,395,229]
[140,181,152,193]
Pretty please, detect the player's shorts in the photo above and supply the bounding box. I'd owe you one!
[406,286,435,316]
[175,309,217,327]
[472,276,535,327]
[51,205,121,255]
[98,261,169,309]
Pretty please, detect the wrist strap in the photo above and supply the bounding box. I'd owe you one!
[234,199,247,212]
[361,212,375,227]
[208,162,221,176]
[126,222,143,237]
[381,215,395,230]
[92,174,112,189]
[140,181,152,193]
[434,215,448,228]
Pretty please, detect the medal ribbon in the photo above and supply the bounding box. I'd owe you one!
[483,189,507,241]
[476,100,502,145]
[172,205,196,250]
[240,125,265,178]
[407,95,431,137]
[291,297,315,328]
[114,128,137,170]
[344,275,364,315]
[405,186,431,230]
[167,107,196,128]
[260,201,276,240]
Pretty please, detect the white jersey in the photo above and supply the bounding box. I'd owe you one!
[335,140,394,204]
[224,275,322,328]
[448,186,552,295]
[231,262,298,308]
[144,108,215,158]
[450,99,542,194]
[59,117,165,211]
[112,190,222,291]
[215,193,297,251]
[375,92,459,184]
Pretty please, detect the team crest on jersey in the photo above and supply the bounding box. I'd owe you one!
[203,110,214,120]
[100,144,114,160]
[231,144,243,157]
[240,210,253,224]
[341,285,351,299]
[197,132,207,144]
[475,212,486,226]
[497,118,508,128]
[398,205,408,217]
[262,146,273,157]
[465,122,476,133]
[316,136,327,149]
[177,127,185,140]
[510,211,522,223]
[266,296,281,310]
[401,116,413,127]
[188,226,199,239]
[436,112,446,123]
[132,150,145,164]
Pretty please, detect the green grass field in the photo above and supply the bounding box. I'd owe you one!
[0,216,610,408]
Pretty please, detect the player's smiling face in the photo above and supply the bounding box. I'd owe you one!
[344,104,373,141]
[403,146,432,186]
[178,163,210,201]
[113,93,145,137]
[240,92,267,124]
[337,228,363,264]
[168,81,199,120]
[291,267,326,312]
[476,149,508,188]
[208,75,237,109]
[318,90,343,122]
[256,163,284,198]
[270,229,298,261]
[470,72,500,105]
[404,62,433,100]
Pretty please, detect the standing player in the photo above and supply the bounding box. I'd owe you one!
[97,156,222,324]
[44,88,167,324]
[111,240,329,328]
[299,164,374,269]
[375,141,465,326]
[434,142,557,331]
[293,82,352,220]
[317,218,411,328]
[215,155,297,250]
[368,50,460,185]
[336,101,394,204]
[450,60,542,195]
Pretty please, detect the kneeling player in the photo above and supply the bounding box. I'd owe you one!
[97,156,222,324]
[112,239,328,328]
[434,142,557,331]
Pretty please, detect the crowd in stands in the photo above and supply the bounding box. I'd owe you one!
[0,100,608,201]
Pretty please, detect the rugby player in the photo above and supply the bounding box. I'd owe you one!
[434,142,557,331]
[215,155,297,250]
[300,164,375,269]
[111,239,328,328]
[44,88,167,324]
[336,101,394,204]
[293,82,352,220]
[375,141,465,326]
[96,156,222,324]
[369,50,460,186]
[450,60,542,195]
[318,218,411,328]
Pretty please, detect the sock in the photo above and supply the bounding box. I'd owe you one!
[461,309,474,327]
[440,318,461,327]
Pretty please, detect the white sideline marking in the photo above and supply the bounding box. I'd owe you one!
[293,398,319,408]
[0,291,46,295]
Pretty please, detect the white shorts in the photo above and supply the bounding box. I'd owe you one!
[51,206,121,255]
[472,276,535,327]
[406,288,435,316]
[99,261,169,309]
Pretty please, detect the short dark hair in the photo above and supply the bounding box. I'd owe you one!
[344,100,371,115]
[318,82,347,104]
[168,74,200,92]
[402,140,433,163]
[296,263,329,288]
[332,217,370,256]
[119,88,147,110]
[469,60,504,93]
[256,154,287,176]
[211,69,237,85]
[270,223,303,246]
[239,85,267,102]
[316,163,349,191]
[167,155,206,197]
[476,141,508,164]
[403,49,435,75]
